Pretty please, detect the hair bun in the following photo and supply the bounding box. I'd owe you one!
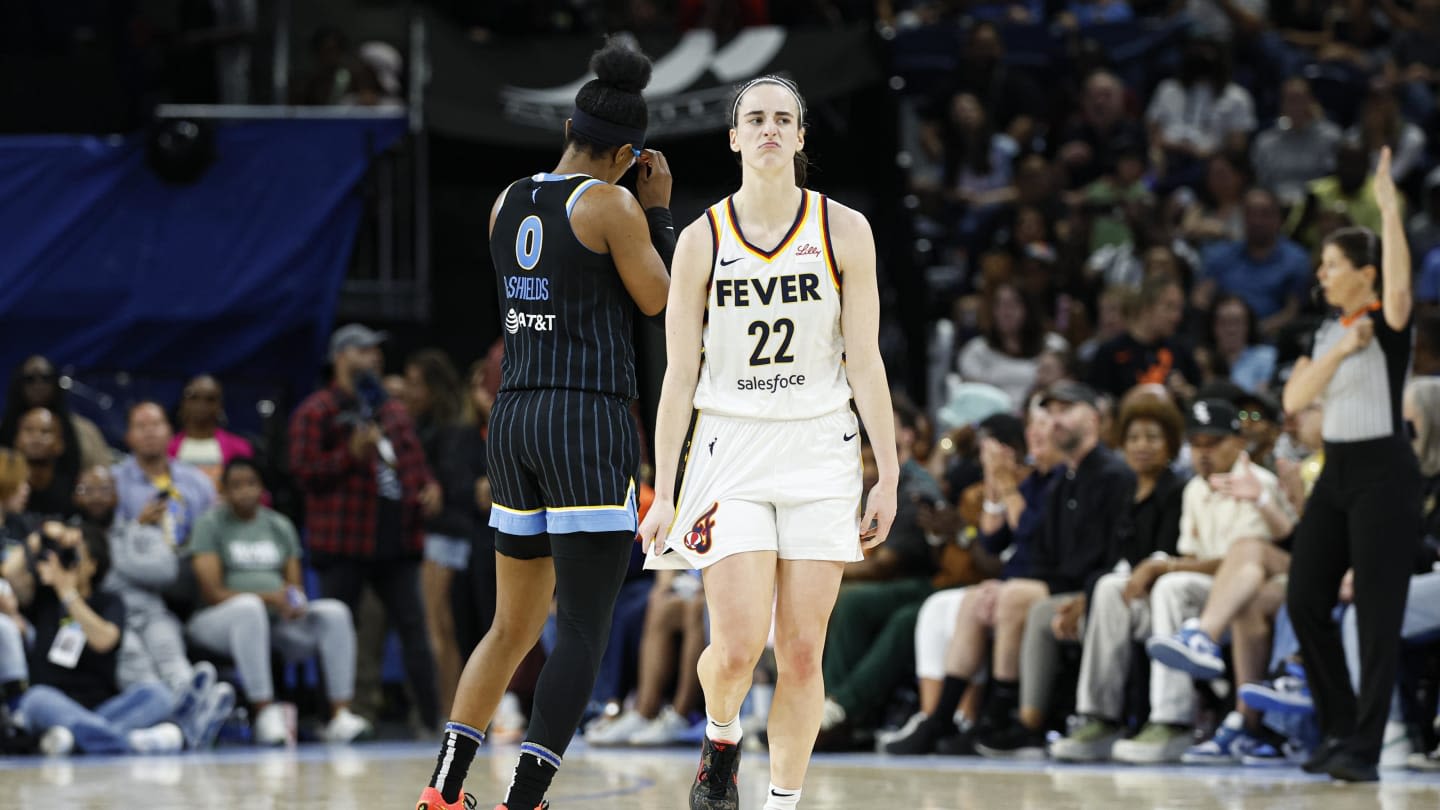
[590,41,652,94]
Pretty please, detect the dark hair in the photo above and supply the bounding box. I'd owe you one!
[730,75,811,186]
[1135,273,1181,316]
[126,399,169,428]
[406,349,471,427]
[978,412,1027,457]
[1118,397,1185,461]
[1324,226,1381,282]
[1208,293,1259,348]
[0,357,80,477]
[568,40,653,158]
[983,280,1046,358]
[221,456,263,486]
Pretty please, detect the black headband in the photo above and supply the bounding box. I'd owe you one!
[570,107,645,151]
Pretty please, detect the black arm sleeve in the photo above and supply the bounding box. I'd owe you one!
[643,207,675,326]
[646,207,675,270]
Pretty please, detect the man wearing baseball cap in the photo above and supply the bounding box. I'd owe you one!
[288,323,443,730]
[1053,397,1295,764]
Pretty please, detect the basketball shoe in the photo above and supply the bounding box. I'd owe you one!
[689,736,741,810]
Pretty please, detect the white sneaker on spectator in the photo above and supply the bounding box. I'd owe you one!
[585,708,648,746]
[127,722,184,754]
[490,692,526,745]
[253,703,289,746]
[174,661,218,730]
[820,698,847,732]
[322,708,373,744]
[1380,720,1414,770]
[39,726,74,757]
[184,681,235,750]
[629,706,690,746]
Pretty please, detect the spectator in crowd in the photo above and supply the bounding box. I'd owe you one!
[189,458,372,744]
[113,402,216,548]
[584,570,706,746]
[1347,85,1428,185]
[85,463,234,750]
[1079,144,1154,252]
[167,374,254,490]
[292,26,383,106]
[1196,295,1279,393]
[817,400,945,744]
[0,356,110,471]
[0,448,30,544]
[1384,0,1440,125]
[957,281,1071,411]
[1397,377,1440,769]
[1287,142,1401,247]
[404,348,483,719]
[980,393,1187,758]
[1183,0,1268,43]
[1146,39,1256,187]
[1053,398,1294,764]
[922,21,1045,148]
[454,359,496,655]
[939,93,1021,232]
[1179,151,1252,247]
[1196,189,1312,335]
[886,410,1059,755]
[13,408,76,519]
[287,324,440,731]
[1409,168,1440,265]
[1235,389,1284,470]
[1160,403,1322,763]
[1087,274,1201,401]
[1251,77,1343,206]
[1056,70,1148,190]
[1,522,183,755]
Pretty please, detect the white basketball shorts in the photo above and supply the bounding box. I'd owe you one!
[645,407,864,571]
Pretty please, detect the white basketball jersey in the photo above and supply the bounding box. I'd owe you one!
[692,190,853,420]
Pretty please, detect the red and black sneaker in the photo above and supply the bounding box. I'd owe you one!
[688,736,741,810]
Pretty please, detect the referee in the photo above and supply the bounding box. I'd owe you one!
[1282,147,1421,783]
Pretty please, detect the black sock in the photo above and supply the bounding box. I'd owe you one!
[506,742,561,809]
[987,679,1019,727]
[930,676,969,728]
[429,722,484,803]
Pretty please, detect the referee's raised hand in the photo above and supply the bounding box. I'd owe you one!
[1373,147,1399,214]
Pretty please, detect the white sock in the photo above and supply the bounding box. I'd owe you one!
[705,713,742,744]
[762,783,801,810]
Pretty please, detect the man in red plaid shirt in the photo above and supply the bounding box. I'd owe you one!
[288,323,443,730]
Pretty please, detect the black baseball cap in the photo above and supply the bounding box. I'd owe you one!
[1186,398,1242,437]
[1040,381,1101,409]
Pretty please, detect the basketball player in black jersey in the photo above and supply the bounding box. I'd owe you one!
[415,40,674,810]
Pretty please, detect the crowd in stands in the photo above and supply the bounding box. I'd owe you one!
[3,0,1440,783]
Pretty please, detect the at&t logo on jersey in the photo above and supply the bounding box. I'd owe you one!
[736,373,807,393]
[504,308,557,334]
[684,502,720,555]
[504,275,550,301]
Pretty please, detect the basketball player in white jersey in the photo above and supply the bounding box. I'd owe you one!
[638,76,898,810]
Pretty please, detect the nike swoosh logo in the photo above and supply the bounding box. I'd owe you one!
[771,790,796,797]
[843,433,857,441]
[719,257,743,266]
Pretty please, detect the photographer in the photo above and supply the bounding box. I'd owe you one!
[0,522,182,755]
[287,324,440,730]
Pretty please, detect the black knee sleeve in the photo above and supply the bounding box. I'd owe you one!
[495,531,553,560]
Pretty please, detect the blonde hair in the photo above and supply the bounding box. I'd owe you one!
[1407,378,1440,477]
[0,447,29,502]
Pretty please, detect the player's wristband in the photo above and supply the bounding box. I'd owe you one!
[645,206,676,270]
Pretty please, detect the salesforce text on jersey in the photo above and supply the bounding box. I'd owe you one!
[736,373,807,393]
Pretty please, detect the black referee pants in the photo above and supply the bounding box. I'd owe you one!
[1287,436,1422,764]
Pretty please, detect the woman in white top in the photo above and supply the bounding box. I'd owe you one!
[639,76,898,810]
[956,280,1068,410]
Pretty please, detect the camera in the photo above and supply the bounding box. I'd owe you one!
[39,524,79,570]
